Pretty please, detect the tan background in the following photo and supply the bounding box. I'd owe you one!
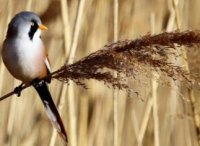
[0,0,200,146]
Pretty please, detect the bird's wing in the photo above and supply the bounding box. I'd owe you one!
[44,57,51,83]
[45,57,51,74]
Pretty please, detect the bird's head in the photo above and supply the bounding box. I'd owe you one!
[6,11,47,40]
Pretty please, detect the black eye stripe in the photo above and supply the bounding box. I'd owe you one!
[28,20,38,40]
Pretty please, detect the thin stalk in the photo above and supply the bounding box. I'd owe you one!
[67,1,86,146]
[49,85,67,146]
[161,1,179,146]
[49,0,71,145]
[113,0,119,146]
[78,96,88,146]
[60,0,71,56]
[150,13,160,146]
[172,0,200,145]
[25,0,32,11]
[67,0,85,65]
[152,72,160,146]
[4,2,15,145]
[137,98,153,146]
[0,0,13,98]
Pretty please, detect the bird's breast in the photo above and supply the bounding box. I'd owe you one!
[2,37,47,83]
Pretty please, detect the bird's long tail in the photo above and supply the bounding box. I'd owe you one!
[33,81,68,144]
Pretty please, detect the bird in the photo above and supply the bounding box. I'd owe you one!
[1,11,68,144]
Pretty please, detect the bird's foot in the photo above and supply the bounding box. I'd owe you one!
[14,83,24,97]
[31,78,42,87]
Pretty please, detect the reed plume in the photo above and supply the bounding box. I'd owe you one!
[52,31,198,89]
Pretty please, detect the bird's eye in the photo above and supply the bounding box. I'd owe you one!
[30,19,38,27]
[31,22,35,26]
[31,21,37,27]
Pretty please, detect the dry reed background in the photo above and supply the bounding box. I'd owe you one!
[0,0,200,146]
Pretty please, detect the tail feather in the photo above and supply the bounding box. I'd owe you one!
[33,81,68,144]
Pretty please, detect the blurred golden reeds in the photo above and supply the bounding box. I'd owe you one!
[1,0,200,146]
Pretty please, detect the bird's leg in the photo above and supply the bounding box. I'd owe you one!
[14,83,24,97]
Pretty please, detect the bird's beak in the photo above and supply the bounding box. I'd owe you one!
[39,24,48,30]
